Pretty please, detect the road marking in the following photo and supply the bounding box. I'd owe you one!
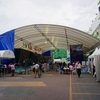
[43,74,53,76]
[72,93,100,95]
[0,82,46,86]
[72,83,98,84]
[69,75,72,100]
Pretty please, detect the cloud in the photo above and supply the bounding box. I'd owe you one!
[0,0,99,33]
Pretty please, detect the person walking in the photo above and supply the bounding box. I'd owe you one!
[34,62,40,78]
[31,63,35,76]
[39,62,42,77]
[69,64,73,74]
[9,63,15,76]
[2,64,7,75]
[75,61,81,78]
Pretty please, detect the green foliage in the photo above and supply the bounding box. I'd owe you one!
[91,32,100,39]
[98,0,100,5]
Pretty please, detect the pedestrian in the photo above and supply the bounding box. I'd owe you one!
[75,61,81,78]
[0,62,3,74]
[39,62,42,77]
[93,65,96,77]
[9,63,15,76]
[2,64,7,75]
[34,62,40,78]
[31,63,35,76]
[69,64,73,74]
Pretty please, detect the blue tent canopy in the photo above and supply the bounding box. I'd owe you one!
[0,30,15,51]
[0,30,15,64]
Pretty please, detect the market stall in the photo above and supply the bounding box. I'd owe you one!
[0,50,15,76]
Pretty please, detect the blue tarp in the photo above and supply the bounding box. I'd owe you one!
[0,30,15,64]
[0,30,15,51]
[43,50,51,56]
[81,67,88,73]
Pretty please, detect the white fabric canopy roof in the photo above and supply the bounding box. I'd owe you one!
[88,48,99,58]
[0,50,15,59]
[94,48,100,56]
[14,24,100,54]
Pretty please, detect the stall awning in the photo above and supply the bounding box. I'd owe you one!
[0,50,15,59]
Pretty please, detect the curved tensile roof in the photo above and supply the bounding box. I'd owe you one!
[14,24,100,53]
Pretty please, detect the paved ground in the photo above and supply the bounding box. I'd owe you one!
[0,71,100,100]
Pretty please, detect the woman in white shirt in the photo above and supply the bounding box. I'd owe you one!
[75,61,81,77]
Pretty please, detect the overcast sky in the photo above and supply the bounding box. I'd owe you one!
[0,0,99,34]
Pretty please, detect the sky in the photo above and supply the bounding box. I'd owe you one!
[0,0,99,34]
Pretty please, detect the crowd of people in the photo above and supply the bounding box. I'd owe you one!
[0,62,15,77]
[0,61,46,78]
[54,61,82,77]
[0,60,92,79]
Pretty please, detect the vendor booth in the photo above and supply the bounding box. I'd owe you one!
[88,48,100,81]
[0,50,15,76]
[88,48,99,73]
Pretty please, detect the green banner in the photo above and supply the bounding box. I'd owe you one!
[52,49,67,59]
